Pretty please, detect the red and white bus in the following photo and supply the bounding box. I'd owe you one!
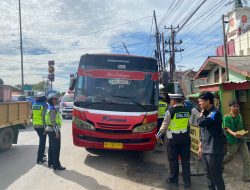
[70,54,159,151]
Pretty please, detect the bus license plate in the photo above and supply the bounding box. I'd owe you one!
[104,142,123,149]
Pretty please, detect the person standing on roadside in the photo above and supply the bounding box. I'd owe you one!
[45,93,65,170]
[156,94,191,189]
[157,95,168,143]
[223,100,250,182]
[189,100,201,126]
[32,91,47,164]
[198,92,226,190]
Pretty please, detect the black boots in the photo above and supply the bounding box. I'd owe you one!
[37,157,47,164]
[53,166,66,170]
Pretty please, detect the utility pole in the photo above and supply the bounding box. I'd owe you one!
[18,0,24,93]
[153,10,162,71]
[222,15,230,81]
[42,76,49,94]
[171,28,176,81]
[122,42,130,55]
[165,25,184,82]
[161,32,166,70]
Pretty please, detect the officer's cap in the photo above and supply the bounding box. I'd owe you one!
[168,94,184,99]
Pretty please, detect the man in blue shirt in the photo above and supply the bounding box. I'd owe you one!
[198,92,226,190]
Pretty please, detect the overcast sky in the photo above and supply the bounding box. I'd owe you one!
[0,0,240,91]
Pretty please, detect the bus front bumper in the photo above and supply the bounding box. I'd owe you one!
[72,125,156,151]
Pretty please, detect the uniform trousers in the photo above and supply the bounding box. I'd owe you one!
[34,127,46,161]
[48,131,61,168]
[167,132,191,184]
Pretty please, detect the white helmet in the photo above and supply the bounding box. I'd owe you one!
[36,91,46,98]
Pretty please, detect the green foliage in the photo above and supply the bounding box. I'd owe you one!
[15,81,44,91]
[0,78,3,86]
[32,81,45,91]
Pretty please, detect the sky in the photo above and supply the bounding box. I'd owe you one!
[0,0,243,91]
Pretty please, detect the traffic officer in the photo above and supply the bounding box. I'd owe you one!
[157,95,168,143]
[45,93,65,170]
[156,94,191,188]
[198,92,225,190]
[32,91,47,164]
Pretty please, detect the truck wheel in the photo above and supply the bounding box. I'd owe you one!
[0,128,14,152]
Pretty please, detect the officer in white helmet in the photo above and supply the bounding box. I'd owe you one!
[45,93,65,170]
[156,94,191,188]
[32,91,48,164]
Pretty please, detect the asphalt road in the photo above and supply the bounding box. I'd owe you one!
[0,119,249,190]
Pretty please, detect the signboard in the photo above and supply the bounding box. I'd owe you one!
[109,79,130,85]
[190,125,200,155]
[23,84,32,91]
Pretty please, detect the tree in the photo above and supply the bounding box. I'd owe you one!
[32,81,45,91]
[15,84,22,90]
[0,78,4,86]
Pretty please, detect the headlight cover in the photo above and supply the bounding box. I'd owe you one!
[132,122,157,133]
[72,116,95,131]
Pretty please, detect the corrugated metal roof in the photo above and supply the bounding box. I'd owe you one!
[195,56,250,79]
[213,56,250,73]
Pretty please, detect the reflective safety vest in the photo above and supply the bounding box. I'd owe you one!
[45,105,62,127]
[168,106,190,132]
[32,103,46,126]
[158,100,167,119]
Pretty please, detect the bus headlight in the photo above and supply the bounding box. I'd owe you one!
[132,122,157,133]
[73,116,95,131]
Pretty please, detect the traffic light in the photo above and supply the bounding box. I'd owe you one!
[48,60,55,81]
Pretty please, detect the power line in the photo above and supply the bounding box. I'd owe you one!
[146,16,154,56]
[177,0,209,33]
[63,15,152,40]
[174,0,201,26]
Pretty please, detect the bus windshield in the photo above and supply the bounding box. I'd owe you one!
[74,73,158,111]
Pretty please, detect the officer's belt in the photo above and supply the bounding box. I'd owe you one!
[171,129,188,134]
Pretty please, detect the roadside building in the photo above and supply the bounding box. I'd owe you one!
[194,56,250,132]
[160,69,198,96]
[176,69,198,96]
[216,6,250,56]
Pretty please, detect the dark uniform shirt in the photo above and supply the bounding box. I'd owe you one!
[198,106,225,154]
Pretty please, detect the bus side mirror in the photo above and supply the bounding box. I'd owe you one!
[69,77,76,91]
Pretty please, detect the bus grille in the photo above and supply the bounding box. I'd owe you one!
[95,128,132,134]
[96,122,130,129]
[77,135,151,144]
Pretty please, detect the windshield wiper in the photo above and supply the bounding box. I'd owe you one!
[74,98,118,107]
[111,95,149,111]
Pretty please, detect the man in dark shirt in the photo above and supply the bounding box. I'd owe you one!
[198,92,225,190]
